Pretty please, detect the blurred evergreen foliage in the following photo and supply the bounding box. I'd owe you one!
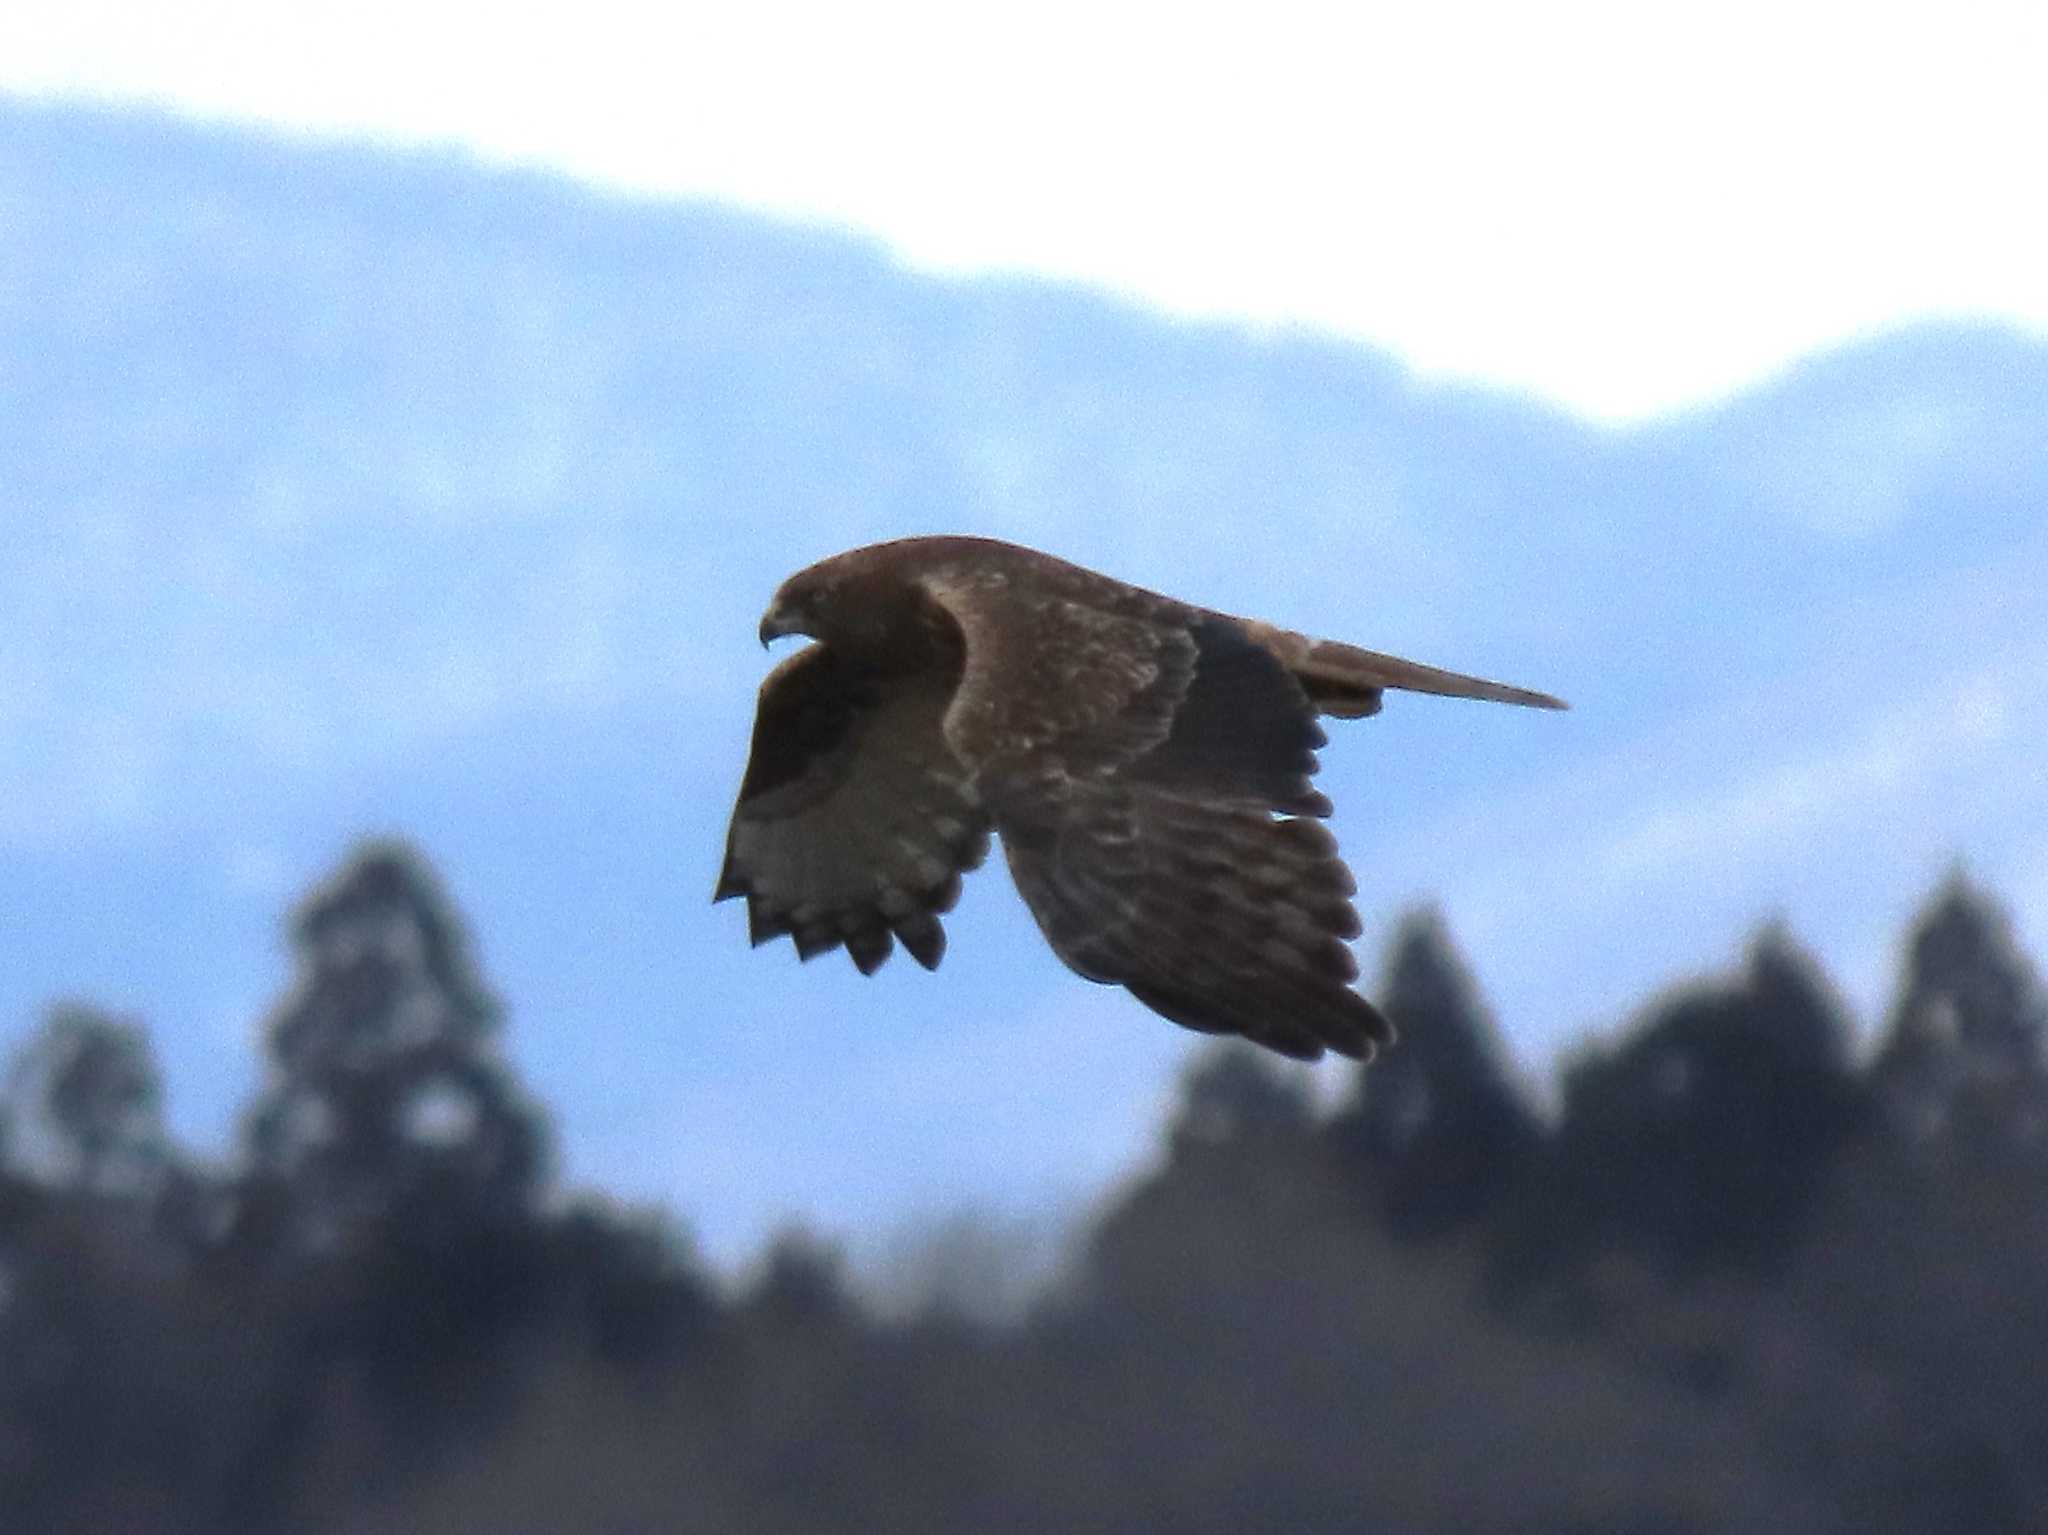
[2,841,2045,1533]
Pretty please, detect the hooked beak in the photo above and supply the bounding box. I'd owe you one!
[757,600,799,648]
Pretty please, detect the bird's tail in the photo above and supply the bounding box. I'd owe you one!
[1242,621,1568,717]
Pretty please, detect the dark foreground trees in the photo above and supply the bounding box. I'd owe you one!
[2,847,2043,1534]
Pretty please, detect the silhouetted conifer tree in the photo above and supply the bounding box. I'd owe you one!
[1529,925,1861,1279]
[746,1230,856,1331]
[1872,871,2048,1145]
[538,1201,718,1371]
[221,842,557,1503]
[1165,1042,1314,1160]
[240,840,547,1251]
[1326,909,1541,1237]
[1,1003,170,1201]
[1078,1045,1337,1321]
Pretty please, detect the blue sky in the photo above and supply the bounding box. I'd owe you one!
[4,0,2045,418]
[5,12,2048,1268]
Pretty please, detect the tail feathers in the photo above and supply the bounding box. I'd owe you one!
[1304,638,1568,714]
[1242,620,1568,716]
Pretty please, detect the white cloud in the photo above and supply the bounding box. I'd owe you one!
[6,1,2047,418]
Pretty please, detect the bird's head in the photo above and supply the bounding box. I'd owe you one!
[756,563,839,648]
[756,587,807,647]
[757,550,914,655]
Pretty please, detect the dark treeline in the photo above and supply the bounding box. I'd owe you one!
[3,843,2045,1533]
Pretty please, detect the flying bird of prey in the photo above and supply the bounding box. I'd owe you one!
[717,537,1564,1062]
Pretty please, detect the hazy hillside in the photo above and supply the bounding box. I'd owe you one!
[4,98,2045,1259]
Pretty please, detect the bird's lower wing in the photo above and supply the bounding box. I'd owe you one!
[716,645,990,974]
[991,772,1391,1062]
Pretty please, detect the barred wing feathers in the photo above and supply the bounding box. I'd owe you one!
[921,577,1391,1061]
[716,644,990,975]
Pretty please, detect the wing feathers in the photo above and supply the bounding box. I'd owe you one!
[956,601,1392,1059]
[1124,619,1332,814]
[718,644,990,976]
[997,779,1393,1062]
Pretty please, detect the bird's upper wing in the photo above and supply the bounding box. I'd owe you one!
[919,572,1390,1061]
[716,643,991,974]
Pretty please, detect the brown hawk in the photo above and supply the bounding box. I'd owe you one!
[717,537,1564,1061]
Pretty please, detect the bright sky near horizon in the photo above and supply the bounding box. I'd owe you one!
[4,3,2046,417]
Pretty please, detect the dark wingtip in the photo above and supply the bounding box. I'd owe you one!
[745,900,792,947]
[1351,994,1397,1057]
[845,927,893,975]
[1259,1026,1331,1062]
[927,872,964,916]
[1302,991,1395,1064]
[894,914,947,971]
[793,925,838,962]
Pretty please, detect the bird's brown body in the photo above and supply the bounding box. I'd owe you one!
[718,536,1564,1061]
